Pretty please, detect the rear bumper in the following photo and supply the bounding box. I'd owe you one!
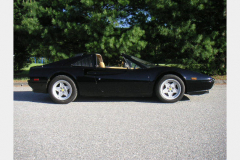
[28,80,48,93]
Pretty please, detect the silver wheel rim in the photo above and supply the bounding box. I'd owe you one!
[160,79,181,100]
[52,80,72,100]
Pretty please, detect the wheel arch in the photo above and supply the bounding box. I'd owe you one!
[153,71,187,94]
[47,72,79,94]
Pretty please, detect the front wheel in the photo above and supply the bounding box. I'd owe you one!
[48,75,78,104]
[156,74,185,103]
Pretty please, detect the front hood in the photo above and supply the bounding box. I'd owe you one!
[176,68,213,81]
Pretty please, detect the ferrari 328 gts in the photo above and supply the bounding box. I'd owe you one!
[28,53,214,104]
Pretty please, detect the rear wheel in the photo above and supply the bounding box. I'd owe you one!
[156,74,185,103]
[48,75,77,104]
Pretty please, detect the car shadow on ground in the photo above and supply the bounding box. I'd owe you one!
[74,95,190,103]
[14,91,190,104]
[14,91,54,104]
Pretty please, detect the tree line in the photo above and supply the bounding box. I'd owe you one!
[14,0,226,75]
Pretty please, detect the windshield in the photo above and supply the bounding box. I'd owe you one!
[130,56,156,68]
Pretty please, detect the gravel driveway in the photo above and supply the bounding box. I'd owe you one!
[14,85,226,159]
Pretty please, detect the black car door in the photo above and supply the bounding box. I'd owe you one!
[70,54,102,96]
[93,68,151,97]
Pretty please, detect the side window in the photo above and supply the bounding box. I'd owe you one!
[125,59,141,69]
[72,56,93,67]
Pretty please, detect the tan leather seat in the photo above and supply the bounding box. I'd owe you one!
[96,54,106,68]
[99,62,105,68]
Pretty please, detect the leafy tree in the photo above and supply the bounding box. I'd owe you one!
[133,0,226,74]
[18,0,147,61]
[14,0,31,71]
[14,0,226,75]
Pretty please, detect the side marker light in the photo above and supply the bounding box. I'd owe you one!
[191,77,197,80]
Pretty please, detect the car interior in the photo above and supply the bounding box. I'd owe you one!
[96,54,140,69]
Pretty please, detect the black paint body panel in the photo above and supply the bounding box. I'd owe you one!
[28,54,214,97]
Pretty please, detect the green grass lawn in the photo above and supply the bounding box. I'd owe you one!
[156,64,186,69]
[14,63,43,80]
[212,75,227,80]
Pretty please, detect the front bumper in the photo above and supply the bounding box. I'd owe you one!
[186,78,215,94]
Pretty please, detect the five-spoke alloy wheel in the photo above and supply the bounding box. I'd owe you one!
[156,74,185,103]
[48,75,77,104]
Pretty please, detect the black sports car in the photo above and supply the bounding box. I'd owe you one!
[28,53,214,104]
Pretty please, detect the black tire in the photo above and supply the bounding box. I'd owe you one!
[156,74,185,103]
[48,75,78,104]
